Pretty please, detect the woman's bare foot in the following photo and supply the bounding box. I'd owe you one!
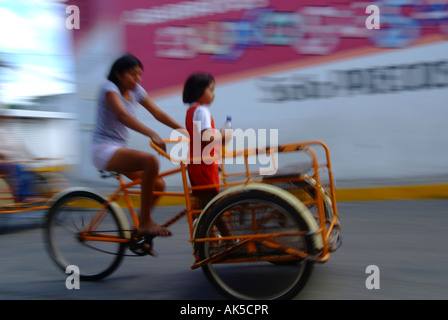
[138,222,172,237]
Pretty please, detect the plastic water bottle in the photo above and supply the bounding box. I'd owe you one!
[222,115,232,131]
[221,116,232,153]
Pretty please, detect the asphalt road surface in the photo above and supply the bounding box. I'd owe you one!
[1,199,447,301]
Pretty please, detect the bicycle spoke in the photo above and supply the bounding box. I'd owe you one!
[45,191,126,280]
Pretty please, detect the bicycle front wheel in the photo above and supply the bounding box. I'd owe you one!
[45,190,126,281]
[196,188,316,300]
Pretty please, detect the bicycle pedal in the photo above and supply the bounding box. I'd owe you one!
[128,241,149,256]
[129,236,155,256]
[136,237,154,245]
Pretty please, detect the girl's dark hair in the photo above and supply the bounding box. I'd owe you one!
[182,72,215,104]
[107,54,143,86]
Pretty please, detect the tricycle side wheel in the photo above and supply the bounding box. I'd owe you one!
[196,189,315,300]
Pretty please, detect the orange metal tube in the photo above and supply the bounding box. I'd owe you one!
[53,139,339,269]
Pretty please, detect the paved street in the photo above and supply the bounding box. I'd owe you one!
[1,199,448,301]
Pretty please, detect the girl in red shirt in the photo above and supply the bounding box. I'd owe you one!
[183,73,221,207]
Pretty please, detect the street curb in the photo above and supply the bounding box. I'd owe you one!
[335,184,448,201]
[113,184,448,207]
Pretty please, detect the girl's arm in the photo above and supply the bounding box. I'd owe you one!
[106,91,166,150]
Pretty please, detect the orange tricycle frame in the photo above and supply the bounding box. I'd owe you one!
[44,138,343,300]
[76,139,340,267]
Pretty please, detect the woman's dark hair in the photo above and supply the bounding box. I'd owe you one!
[182,72,215,104]
[107,54,143,86]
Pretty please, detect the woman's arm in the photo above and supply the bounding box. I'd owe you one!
[141,95,187,136]
[106,91,166,150]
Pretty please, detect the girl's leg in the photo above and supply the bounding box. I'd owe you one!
[106,148,171,236]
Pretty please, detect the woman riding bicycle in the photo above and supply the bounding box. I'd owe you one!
[91,54,187,251]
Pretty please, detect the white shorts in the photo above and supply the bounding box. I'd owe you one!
[91,143,124,171]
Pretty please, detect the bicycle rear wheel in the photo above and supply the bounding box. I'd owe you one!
[45,190,126,281]
[196,188,316,300]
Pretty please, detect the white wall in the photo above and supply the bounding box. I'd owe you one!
[148,41,448,183]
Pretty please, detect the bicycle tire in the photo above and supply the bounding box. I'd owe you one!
[45,190,127,281]
[196,187,316,300]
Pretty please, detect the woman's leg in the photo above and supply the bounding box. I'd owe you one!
[106,148,171,236]
[125,171,165,208]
